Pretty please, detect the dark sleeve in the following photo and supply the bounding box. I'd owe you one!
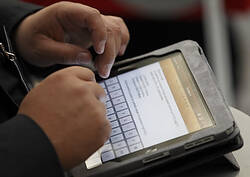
[0,0,41,36]
[0,0,67,80]
[0,2,65,176]
[0,114,64,177]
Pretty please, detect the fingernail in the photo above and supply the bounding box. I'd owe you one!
[76,52,91,65]
[100,64,113,78]
[96,40,106,54]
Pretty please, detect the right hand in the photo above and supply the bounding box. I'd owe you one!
[18,66,111,170]
[15,1,130,78]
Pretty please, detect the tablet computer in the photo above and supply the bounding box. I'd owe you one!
[71,40,243,177]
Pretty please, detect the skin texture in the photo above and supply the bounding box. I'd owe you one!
[15,1,130,78]
[15,1,130,170]
[18,66,111,170]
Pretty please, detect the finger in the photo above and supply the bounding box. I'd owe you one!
[37,36,93,66]
[85,12,107,55]
[64,29,92,49]
[80,98,111,141]
[108,16,130,56]
[117,18,130,56]
[62,66,96,82]
[61,3,108,54]
[87,82,106,102]
[95,33,117,78]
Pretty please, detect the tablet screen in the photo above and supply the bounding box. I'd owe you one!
[98,52,214,163]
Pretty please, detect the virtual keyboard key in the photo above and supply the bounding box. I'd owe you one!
[106,101,112,108]
[115,147,129,157]
[102,144,112,152]
[110,90,123,99]
[107,114,117,122]
[105,77,118,86]
[115,103,127,112]
[129,143,143,153]
[113,140,127,150]
[101,150,115,162]
[119,116,132,125]
[106,95,110,101]
[117,109,130,118]
[112,96,125,105]
[111,134,124,143]
[124,129,138,139]
[122,122,135,132]
[111,127,122,136]
[127,136,141,146]
[110,120,119,128]
[108,83,120,92]
[106,108,114,115]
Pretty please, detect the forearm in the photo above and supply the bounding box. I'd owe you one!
[0,114,64,177]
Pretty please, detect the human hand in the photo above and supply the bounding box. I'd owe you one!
[18,66,111,170]
[15,1,130,78]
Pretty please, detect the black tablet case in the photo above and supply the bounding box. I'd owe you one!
[70,40,243,177]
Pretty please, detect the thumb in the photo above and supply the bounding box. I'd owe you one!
[34,37,92,66]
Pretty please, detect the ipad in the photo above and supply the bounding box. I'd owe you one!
[71,40,242,177]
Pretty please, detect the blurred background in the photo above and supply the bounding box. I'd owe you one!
[22,0,250,115]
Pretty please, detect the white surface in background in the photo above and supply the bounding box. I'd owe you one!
[231,13,250,115]
[202,0,234,106]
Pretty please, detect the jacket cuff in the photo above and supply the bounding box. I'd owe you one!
[0,114,64,177]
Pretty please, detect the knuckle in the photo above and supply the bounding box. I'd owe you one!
[70,82,90,99]
[54,1,65,7]
[112,25,122,35]
[54,1,70,10]
[67,66,95,81]
[50,70,67,83]
[89,8,101,19]
[115,17,124,24]
[82,67,95,78]
[88,82,106,98]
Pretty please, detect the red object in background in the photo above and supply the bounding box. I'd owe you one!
[226,0,250,14]
[22,0,250,20]
[22,0,139,18]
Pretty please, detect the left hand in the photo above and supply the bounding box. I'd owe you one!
[15,1,130,78]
